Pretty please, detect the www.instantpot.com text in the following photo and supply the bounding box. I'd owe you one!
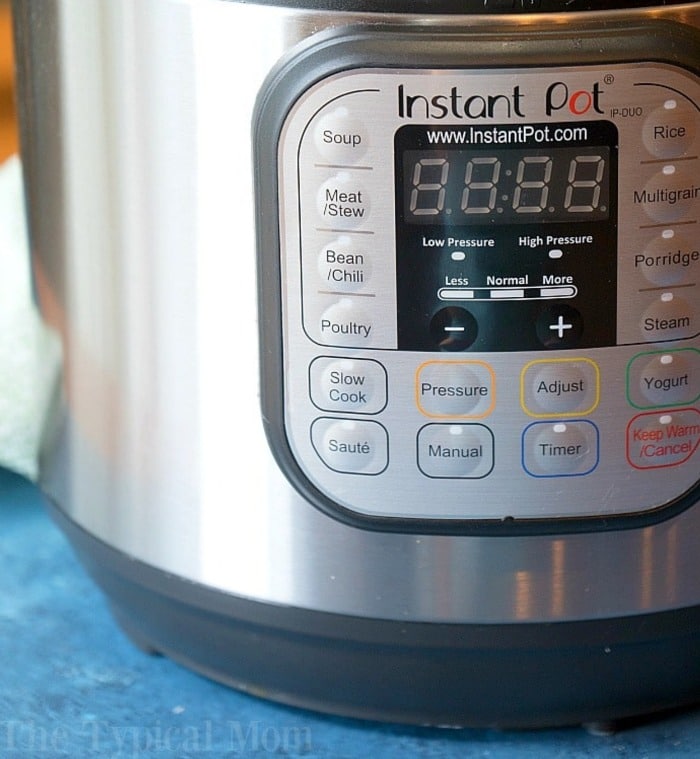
[425,124,591,146]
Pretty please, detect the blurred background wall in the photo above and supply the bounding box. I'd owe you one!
[0,0,18,162]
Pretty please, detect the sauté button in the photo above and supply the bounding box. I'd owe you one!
[311,418,388,475]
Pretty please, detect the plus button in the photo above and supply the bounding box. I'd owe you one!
[549,315,573,340]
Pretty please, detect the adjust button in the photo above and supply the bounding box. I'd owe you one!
[522,420,599,478]
[521,358,600,417]
[311,418,388,475]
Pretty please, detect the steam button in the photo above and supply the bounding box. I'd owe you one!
[640,293,695,342]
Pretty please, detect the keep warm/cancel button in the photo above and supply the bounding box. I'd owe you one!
[626,408,700,469]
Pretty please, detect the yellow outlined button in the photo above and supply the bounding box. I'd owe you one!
[521,358,600,418]
[416,360,496,419]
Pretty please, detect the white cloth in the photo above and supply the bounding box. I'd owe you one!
[0,156,60,480]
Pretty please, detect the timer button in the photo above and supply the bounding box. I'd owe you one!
[640,292,696,342]
[637,229,699,287]
[639,165,695,224]
[642,99,697,159]
[317,236,372,293]
[313,107,369,164]
[523,420,599,478]
[317,173,370,229]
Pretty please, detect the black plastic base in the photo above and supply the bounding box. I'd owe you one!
[51,502,700,728]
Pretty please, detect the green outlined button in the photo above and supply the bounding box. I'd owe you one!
[627,348,700,410]
[520,358,600,418]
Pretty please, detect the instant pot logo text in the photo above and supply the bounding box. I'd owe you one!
[397,81,605,119]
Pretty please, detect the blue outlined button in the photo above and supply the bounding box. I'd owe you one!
[522,420,599,478]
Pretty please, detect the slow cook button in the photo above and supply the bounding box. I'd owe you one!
[313,107,369,164]
[626,408,700,470]
[642,99,698,159]
[522,420,599,478]
[417,424,494,479]
[311,418,388,475]
[309,357,387,415]
[416,360,496,419]
[627,348,700,409]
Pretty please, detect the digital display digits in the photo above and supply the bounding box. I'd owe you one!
[402,145,611,225]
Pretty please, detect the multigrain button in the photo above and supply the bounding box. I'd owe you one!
[521,358,599,417]
[641,292,696,342]
[309,357,387,414]
[417,424,494,479]
[627,349,700,409]
[311,418,388,475]
[638,165,696,224]
[522,420,599,477]
[416,360,495,418]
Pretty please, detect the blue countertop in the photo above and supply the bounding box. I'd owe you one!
[1,468,698,758]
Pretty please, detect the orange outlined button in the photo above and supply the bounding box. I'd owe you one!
[416,360,496,419]
[521,358,600,418]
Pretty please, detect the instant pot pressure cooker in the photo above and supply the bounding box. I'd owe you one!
[12,0,700,727]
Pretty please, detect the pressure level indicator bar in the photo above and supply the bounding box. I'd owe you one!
[438,285,578,301]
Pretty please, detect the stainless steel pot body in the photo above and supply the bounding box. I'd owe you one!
[13,0,700,626]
